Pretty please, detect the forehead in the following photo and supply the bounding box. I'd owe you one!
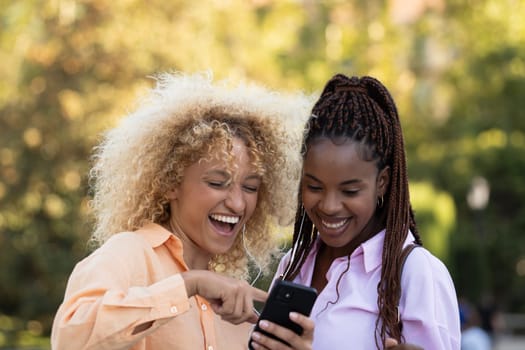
[198,137,259,175]
[303,138,378,180]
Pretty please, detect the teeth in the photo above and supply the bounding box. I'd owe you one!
[321,219,347,229]
[210,214,240,224]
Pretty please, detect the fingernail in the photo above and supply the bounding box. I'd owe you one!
[251,332,261,340]
[259,320,269,329]
[289,312,299,320]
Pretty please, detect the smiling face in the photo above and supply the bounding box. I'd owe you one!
[167,137,261,265]
[301,137,389,256]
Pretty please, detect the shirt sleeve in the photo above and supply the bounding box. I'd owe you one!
[51,238,191,350]
[400,248,461,350]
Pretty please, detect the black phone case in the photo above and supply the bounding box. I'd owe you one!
[248,279,317,349]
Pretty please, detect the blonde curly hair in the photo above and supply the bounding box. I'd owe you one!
[89,71,313,280]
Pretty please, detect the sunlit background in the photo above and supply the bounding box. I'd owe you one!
[1,0,525,348]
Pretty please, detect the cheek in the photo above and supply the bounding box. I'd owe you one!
[245,193,259,218]
[352,196,377,217]
[301,191,316,209]
[301,193,320,221]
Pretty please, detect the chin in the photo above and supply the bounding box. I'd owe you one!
[319,233,353,248]
[212,243,236,255]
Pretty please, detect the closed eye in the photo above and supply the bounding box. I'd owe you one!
[243,185,259,193]
[306,184,323,192]
[207,181,227,189]
[342,189,359,196]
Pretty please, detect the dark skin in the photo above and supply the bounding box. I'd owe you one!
[385,339,424,350]
[303,139,423,350]
[303,138,390,294]
[311,217,385,293]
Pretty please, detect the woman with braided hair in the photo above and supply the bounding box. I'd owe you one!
[273,74,460,349]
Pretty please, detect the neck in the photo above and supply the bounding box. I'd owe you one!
[166,219,212,270]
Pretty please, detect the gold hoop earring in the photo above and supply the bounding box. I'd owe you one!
[377,196,384,208]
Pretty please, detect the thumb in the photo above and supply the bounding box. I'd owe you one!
[246,309,260,324]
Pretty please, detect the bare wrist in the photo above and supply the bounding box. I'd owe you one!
[181,271,198,297]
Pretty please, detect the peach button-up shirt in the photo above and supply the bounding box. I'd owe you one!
[51,223,252,350]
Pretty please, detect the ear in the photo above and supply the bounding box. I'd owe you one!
[377,166,390,197]
[166,187,178,200]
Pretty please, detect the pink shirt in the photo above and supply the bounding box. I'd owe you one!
[51,223,252,350]
[275,230,461,350]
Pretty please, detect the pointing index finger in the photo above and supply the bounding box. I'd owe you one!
[251,287,268,303]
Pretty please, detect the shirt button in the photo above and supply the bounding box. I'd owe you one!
[170,306,178,314]
[201,304,208,311]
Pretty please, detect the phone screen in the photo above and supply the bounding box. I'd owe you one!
[248,279,317,349]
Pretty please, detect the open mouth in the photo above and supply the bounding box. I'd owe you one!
[320,218,349,230]
[209,214,240,236]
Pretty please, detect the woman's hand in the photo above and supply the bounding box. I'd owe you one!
[385,338,423,350]
[249,312,314,350]
[181,270,267,324]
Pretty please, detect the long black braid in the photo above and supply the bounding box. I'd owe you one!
[282,74,422,348]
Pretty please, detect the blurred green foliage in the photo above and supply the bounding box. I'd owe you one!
[1,0,524,346]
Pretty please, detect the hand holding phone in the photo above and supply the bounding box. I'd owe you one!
[248,279,317,349]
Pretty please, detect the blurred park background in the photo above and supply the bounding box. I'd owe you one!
[1,0,525,348]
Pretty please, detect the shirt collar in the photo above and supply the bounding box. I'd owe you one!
[298,238,322,282]
[302,229,415,274]
[361,229,386,273]
[361,229,416,273]
[136,222,183,250]
[301,230,386,276]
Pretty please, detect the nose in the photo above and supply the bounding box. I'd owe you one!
[318,191,341,215]
[224,184,246,213]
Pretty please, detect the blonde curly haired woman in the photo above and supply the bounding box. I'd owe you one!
[51,72,314,350]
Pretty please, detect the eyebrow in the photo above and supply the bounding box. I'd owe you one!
[244,174,262,181]
[304,173,362,186]
[205,170,261,181]
[205,170,231,178]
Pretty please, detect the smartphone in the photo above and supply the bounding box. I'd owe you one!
[248,279,317,349]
